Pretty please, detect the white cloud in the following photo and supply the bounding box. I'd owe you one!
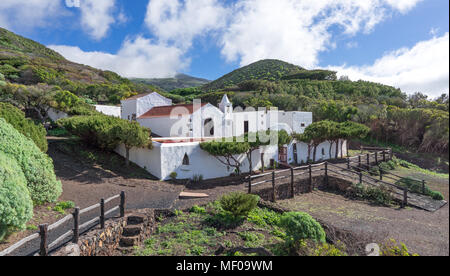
[79,0,117,40]
[49,36,187,78]
[0,0,64,30]
[219,0,423,68]
[328,33,449,97]
[145,0,228,49]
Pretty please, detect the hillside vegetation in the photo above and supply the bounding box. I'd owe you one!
[202,59,304,91]
[0,27,161,104]
[132,73,210,92]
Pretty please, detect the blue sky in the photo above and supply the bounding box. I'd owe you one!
[0,0,448,96]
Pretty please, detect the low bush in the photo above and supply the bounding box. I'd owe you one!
[380,239,419,256]
[169,172,177,181]
[347,183,393,206]
[0,102,48,152]
[280,212,326,243]
[190,205,206,214]
[0,152,34,241]
[0,118,62,204]
[430,191,444,201]
[247,207,282,227]
[219,192,259,219]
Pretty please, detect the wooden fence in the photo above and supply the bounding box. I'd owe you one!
[246,148,422,208]
[0,192,126,257]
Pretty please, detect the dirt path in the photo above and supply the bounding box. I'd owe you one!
[278,189,449,256]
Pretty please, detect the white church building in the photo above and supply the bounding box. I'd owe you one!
[114,92,346,181]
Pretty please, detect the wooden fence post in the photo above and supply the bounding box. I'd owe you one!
[359,172,363,184]
[290,167,294,198]
[324,162,328,186]
[272,171,276,203]
[389,148,393,160]
[347,158,350,170]
[383,151,386,162]
[73,207,80,244]
[261,153,265,173]
[358,155,361,168]
[375,152,378,165]
[422,180,426,195]
[366,153,370,169]
[379,170,383,181]
[248,174,252,194]
[309,164,313,192]
[39,224,48,256]
[100,198,105,229]
[120,191,125,218]
[402,187,408,208]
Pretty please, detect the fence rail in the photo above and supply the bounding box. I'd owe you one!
[0,191,126,257]
[245,147,424,208]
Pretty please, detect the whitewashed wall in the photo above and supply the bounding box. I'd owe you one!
[286,140,348,165]
[115,143,162,178]
[95,105,121,118]
[121,99,137,120]
[137,93,172,118]
[115,141,278,181]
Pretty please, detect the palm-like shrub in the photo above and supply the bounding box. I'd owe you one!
[0,102,48,152]
[0,152,33,241]
[0,118,61,204]
[280,212,326,243]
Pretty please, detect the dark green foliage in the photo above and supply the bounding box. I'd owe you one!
[282,70,337,81]
[0,152,34,240]
[58,115,151,152]
[430,191,444,201]
[219,192,260,219]
[347,183,393,206]
[132,74,210,92]
[203,59,304,91]
[280,212,326,243]
[0,102,47,152]
[0,118,62,204]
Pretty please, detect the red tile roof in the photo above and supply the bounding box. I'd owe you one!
[138,103,208,119]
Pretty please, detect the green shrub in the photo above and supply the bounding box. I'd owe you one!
[280,212,326,243]
[190,205,206,214]
[380,239,419,256]
[378,162,392,172]
[0,102,48,152]
[348,183,392,206]
[0,152,34,240]
[247,207,282,227]
[169,172,177,181]
[396,177,433,196]
[369,166,380,176]
[219,192,259,219]
[430,191,444,201]
[0,118,62,204]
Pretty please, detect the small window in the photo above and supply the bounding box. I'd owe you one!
[182,153,190,166]
[321,148,325,155]
[301,123,306,127]
[132,114,137,121]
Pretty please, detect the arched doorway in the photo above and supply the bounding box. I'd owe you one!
[204,118,214,137]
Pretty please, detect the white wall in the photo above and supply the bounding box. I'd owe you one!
[95,105,121,118]
[121,100,137,120]
[115,141,278,181]
[138,116,190,137]
[137,93,172,118]
[115,143,162,178]
[287,139,348,165]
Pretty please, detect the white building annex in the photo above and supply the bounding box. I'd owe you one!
[115,92,347,181]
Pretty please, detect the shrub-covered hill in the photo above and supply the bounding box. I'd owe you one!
[132,73,210,92]
[0,27,161,104]
[202,59,304,91]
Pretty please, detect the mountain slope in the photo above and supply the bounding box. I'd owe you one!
[202,59,304,91]
[131,73,210,92]
[0,27,161,104]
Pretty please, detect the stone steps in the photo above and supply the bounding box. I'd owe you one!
[118,214,146,249]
